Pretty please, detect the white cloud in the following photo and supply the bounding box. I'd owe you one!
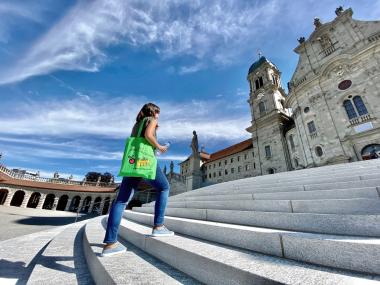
[0,96,251,142]
[0,0,280,84]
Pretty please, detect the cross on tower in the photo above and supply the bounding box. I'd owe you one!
[257,49,263,59]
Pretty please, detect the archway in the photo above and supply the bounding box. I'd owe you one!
[81,196,92,213]
[92,197,101,214]
[69,196,81,212]
[10,190,25,207]
[102,197,111,215]
[0,189,8,205]
[361,144,380,160]
[42,194,55,210]
[56,195,69,211]
[267,168,275,174]
[27,192,41,208]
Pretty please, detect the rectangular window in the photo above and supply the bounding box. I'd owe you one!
[209,165,211,170]
[259,102,266,114]
[219,171,222,177]
[209,173,211,178]
[244,154,248,160]
[265,145,272,158]
[219,162,221,167]
[237,156,240,162]
[213,164,216,168]
[224,160,227,165]
[253,162,256,169]
[307,121,317,134]
[289,135,296,152]
[252,151,255,157]
[238,166,241,172]
[213,172,216,177]
[230,158,234,163]
[245,164,251,171]
[231,168,235,174]
[225,169,228,175]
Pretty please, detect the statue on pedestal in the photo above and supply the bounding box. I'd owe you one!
[170,161,174,174]
[163,165,167,175]
[190,130,199,157]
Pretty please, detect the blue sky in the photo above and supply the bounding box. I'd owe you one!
[0,0,379,181]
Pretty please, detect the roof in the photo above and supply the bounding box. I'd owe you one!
[179,151,210,164]
[204,139,253,163]
[0,171,117,193]
[248,56,268,74]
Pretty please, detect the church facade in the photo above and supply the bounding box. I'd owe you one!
[179,7,380,188]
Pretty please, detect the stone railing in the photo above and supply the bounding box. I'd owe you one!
[368,32,380,43]
[310,132,318,139]
[349,114,372,126]
[0,164,118,188]
[292,76,307,88]
[323,45,336,57]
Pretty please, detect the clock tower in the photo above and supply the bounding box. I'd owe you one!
[246,56,293,175]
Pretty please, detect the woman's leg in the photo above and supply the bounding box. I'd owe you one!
[144,165,170,227]
[103,176,140,244]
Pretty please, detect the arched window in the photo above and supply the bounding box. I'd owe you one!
[343,100,358,119]
[353,96,368,116]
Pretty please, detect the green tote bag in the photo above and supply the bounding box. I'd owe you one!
[118,118,157,179]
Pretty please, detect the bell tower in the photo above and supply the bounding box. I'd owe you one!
[246,56,293,175]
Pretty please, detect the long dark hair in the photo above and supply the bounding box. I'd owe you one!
[136,103,160,122]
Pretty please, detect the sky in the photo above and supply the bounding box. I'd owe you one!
[0,0,379,181]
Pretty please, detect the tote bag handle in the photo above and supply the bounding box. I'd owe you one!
[136,117,148,138]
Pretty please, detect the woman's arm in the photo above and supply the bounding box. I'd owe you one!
[145,118,168,153]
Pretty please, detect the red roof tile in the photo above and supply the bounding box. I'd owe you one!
[204,139,253,163]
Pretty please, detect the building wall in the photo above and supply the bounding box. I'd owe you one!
[202,148,256,184]
[286,8,380,166]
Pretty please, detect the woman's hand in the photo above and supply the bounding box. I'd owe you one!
[157,144,168,154]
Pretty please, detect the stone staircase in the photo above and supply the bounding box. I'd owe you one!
[1,159,380,284]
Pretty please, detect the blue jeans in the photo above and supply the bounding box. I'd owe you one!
[103,165,170,244]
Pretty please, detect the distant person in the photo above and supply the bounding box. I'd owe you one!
[102,103,174,257]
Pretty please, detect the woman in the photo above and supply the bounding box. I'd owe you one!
[102,103,174,257]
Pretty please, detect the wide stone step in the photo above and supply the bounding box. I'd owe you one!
[195,165,380,191]
[118,216,379,284]
[83,217,200,285]
[163,187,380,203]
[27,220,93,285]
[133,207,380,237]
[170,178,380,199]
[145,197,380,214]
[0,225,68,284]
[124,211,380,275]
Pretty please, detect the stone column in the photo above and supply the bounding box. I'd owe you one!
[51,196,60,211]
[36,193,47,209]
[99,198,106,215]
[3,190,14,206]
[20,191,32,208]
[78,197,86,212]
[88,200,96,213]
[65,198,72,211]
